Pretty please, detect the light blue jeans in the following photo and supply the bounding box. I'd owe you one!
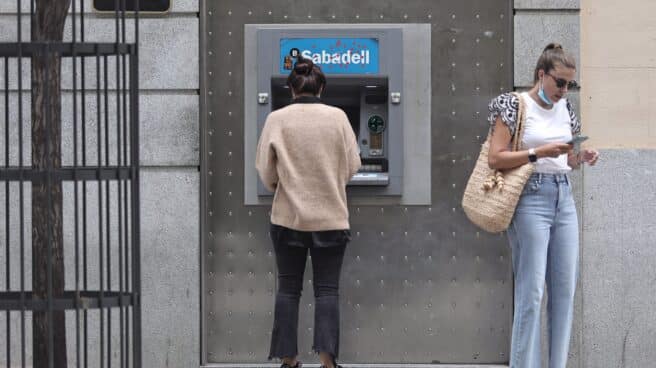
[506,173,579,368]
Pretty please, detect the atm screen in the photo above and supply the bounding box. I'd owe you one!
[270,94,359,138]
[270,76,386,140]
[341,106,360,139]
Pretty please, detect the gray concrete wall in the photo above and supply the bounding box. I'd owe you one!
[0,2,200,368]
[581,149,656,368]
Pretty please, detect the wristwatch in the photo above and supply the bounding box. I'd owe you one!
[528,148,538,163]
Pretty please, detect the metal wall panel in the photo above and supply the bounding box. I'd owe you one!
[243,24,432,205]
[202,0,513,364]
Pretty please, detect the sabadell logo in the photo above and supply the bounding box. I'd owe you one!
[301,49,371,65]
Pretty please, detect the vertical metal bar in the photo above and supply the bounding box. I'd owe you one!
[80,2,89,366]
[120,1,130,365]
[103,54,112,368]
[114,1,125,366]
[29,0,33,36]
[71,1,81,367]
[44,43,54,368]
[71,0,76,42]
[103,58,109,165]
[117,104,125,367]
[130,41,141,368]
[17,2,25,367]
[134,0,142,362]
[4,55,10,368]
[96,47,105,368]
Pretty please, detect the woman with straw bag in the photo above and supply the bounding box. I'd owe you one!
[486,44,599,367]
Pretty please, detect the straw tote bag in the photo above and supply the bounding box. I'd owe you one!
[462,92,534,233]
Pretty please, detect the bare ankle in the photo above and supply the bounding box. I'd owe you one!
[318,352,335,368]
[282,357,299,368]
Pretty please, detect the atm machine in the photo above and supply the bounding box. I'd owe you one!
[252,27,404,197]
[269,76,392,186]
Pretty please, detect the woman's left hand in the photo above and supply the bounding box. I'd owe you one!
[580,149,600,166]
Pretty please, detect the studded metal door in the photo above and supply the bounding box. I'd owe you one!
[201,0,514,365]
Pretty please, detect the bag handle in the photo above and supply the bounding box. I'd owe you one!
[510,92,527,152]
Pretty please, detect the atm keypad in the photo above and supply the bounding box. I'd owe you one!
[359,164,384,172]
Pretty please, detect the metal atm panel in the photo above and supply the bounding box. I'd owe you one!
[202,1,514,364]
[255,27,404,196]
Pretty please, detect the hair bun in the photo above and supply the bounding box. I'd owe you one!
[543,43,563,53]
[293,55,314,75]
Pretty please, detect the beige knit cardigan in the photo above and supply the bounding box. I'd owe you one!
[255,101,361,231]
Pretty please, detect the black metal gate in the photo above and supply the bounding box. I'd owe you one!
[1,1,141,367]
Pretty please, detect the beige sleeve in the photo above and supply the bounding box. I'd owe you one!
[255,116,279,192]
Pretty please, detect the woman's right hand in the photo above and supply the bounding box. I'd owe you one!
[536,142,572,158]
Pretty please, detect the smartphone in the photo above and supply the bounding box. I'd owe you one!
[568,135,589,145]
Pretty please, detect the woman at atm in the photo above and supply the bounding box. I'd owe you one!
[256,55,361,368]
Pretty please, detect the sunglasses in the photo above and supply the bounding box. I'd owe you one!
[546,73,578,90]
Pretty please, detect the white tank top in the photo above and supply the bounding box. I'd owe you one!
[520,92,573,174]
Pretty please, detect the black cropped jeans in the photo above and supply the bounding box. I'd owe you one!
[268,224,350,361]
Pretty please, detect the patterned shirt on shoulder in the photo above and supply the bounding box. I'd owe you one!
[487,92,581,137]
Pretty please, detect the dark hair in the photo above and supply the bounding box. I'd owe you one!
[286,55,326,96]
[533,43,577,83]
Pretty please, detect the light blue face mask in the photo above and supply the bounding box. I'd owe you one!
[538,80,553,105]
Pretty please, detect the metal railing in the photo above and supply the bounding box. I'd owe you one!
[1,1,141,367]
